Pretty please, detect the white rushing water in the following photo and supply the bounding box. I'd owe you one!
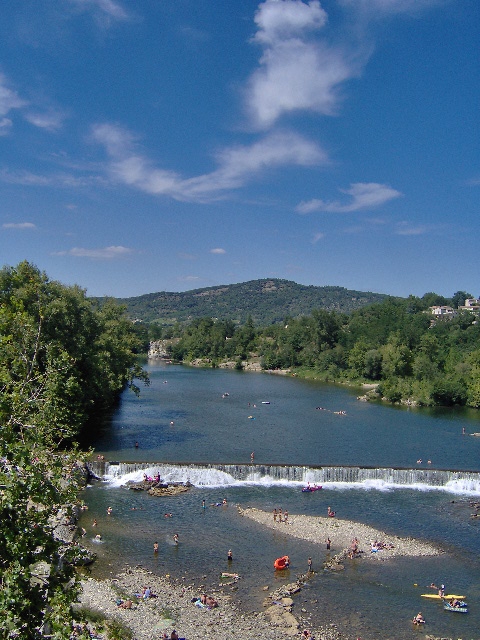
[88,461,480,495]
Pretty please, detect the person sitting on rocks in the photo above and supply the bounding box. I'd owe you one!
[206,595,218,608]
[170,631,179,640]
[117,599,132,609]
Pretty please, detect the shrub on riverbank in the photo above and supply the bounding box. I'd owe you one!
[0,261,148,638]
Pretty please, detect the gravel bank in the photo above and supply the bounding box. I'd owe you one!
[78,567,345,640]
[77,510,443,639]
[240,508,442,558]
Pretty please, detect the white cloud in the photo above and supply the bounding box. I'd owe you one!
[2,222,36,229]
[92,123,327,202]
[0,73,65,134]
[178,275,201,282]
[466,176,480,186]
[0,168,105,188]
[67,0,129,22]
[246,0,355,128]
[296,182,402,213]
[54,245,134,259]
[210,248,226,254]
[252,0,328,46]
[339,0,443,17]
[312,232,325,243]
[0,117,13,135]
[24,110,66,131]
[394,221,428,236]
[0,73,26,118]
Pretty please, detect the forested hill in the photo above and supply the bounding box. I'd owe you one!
[109,279,389,325]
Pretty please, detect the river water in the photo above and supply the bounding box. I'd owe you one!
[79,361,480,639]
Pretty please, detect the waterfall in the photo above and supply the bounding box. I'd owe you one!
[86,461,480,494]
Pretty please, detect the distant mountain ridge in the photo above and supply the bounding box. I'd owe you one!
[107,279,390,326]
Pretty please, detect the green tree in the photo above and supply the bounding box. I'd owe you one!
[451,290,472,309]
[0,262,148,637]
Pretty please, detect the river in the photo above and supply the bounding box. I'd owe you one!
[79,361,480,640]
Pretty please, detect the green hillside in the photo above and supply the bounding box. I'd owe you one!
[107,279,389,325]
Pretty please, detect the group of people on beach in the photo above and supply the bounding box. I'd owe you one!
[370,540,394,553]
[273,507,289,523]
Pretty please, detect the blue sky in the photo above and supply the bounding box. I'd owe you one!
[0,0,478,299]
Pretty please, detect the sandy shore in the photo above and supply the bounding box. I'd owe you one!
[240,508,442,559]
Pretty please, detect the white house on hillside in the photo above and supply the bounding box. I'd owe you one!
[458,298,480,312]
[430,305,456,316]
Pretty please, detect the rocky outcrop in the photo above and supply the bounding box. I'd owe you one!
[148,339,178,359]
[127,479,192,497]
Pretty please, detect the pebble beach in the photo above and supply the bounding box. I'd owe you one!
[240,508,442,559]
[78,567,343,640]
[77,508,444,639]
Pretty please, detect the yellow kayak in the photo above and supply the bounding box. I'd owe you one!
[421,594,465,600]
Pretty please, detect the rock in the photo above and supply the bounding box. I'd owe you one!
[148,485,189,497]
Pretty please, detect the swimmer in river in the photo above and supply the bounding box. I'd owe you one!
[412,612,425,625]
[173,533,179,545]
[153,541,159,553]
[107,506,112,515]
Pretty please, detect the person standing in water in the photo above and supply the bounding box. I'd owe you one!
[153,541,159,553]
[307,557,312,572]
[227,549,233,561]
[173,533,179,545]
[326,538,331,550]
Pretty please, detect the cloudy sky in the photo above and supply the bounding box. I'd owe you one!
[0,0,478,298]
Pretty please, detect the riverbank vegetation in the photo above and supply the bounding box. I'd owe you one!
[0,261,148,638]
[161,292,480,408]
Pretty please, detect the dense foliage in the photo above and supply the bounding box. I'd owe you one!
[105,278,388,326]
[0,262,148,639]
[166,292,480,408]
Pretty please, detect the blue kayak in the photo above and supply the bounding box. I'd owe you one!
[444,602,468,613]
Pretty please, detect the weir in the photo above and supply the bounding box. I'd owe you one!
[86,461,480,492]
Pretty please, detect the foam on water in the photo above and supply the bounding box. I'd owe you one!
[93,462,480,495]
